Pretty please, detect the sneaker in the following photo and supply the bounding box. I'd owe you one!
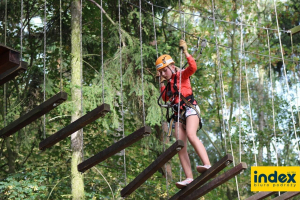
[196,165,211,173]
[175,178,194,189]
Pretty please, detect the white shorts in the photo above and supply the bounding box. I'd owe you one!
[185,105,200,118]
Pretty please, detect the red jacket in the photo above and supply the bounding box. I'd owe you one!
[160,55,197,105]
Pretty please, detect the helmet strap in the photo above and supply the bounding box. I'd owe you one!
[167,65,175,74]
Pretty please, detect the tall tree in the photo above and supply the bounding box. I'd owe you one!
[70,0,84,199]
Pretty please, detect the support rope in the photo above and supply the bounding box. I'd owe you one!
[118,0,127,186]
[273,0,300,159]
[59,0,63,91]
[142,0,289,33]
[43,0,47,139]
[123,0,294,63]
[139,0,146,126]
[101,0,104,103]
[80,0,84,160]
[211,0,227,153]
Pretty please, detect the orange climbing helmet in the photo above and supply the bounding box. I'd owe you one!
[155,54,175,71]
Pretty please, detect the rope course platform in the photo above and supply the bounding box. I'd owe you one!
[185,162,247,200]
[0,92,67,138]
[290,25,300,35]
[39,103,110,150]
[121,140,185,198]
[78,126,151,173]
[169,154,233,200]
[0,44,20,74]
[245,192,276,200]
[0,61,27,86]
[272,192,300,200]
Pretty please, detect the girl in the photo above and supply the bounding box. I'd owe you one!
[156,39,211,189]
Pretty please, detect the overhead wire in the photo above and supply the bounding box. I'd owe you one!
[150,1,168,195]
[123,0,295,63]
[273,0,300,160]
[101,0,104,103]
[177,0,183,182]
[43,0,47,140]
[142,0,289,34]
[139,0,146,126]
[80,0,84,161]
[267,28,280,197]
[59,0,63,91]
[118,0,127,186]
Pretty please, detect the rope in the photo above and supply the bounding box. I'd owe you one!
[101,0,104,103]
[238,1,243,164]
[43,0,47,139]
[142,0,289,34]
[177,0,182,182]
[267,29,279,167]
[80,0,84,160]
[59,0,63,91]
[118,0,127,186]
[243,44,257,166]
[273,0,300,159]
[3,0,8,129]
[124,0,295,63]
[139,0,145,126]
[151,1,168,195]
[211,0,227,153]
[290,31,300,136]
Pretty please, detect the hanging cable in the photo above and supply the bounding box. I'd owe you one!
[290,31,300,132]
[60,0,63,91]
[151,1,168,195]
[80,0,84,160]
[123,0,294,63]
[142,0,289,34]
[243,44,257,166]
[118,0,127,186]
[267,29,279,167]
[211,0,227,153]
[101,0,104,103]
[3,0,8,129]
[238,2,243,164]
[43,0,47,139]
[273,0,300,159]
[139,0,145,126]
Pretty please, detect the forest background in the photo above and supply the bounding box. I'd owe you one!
[0,0,300,199]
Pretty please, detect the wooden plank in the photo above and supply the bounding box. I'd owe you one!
[169,154,233,200]
[0,44,20,74]
[185,162,247,200]
[272,192,300,200]
[290,25,300,35]
[245,192,276,200]
[0,92,67,138]
[121,140,185,197]
[0,61,27,86]
[78,126,151,173]
[39,103,110,150]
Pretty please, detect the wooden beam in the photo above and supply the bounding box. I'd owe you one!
[0,44,20,74]
[245,192,276,200]
[121,140,185,197]
[169,154,233,200]
[39,103,110,150]
[0,61,27,86]
[78,126,151,172]
[185,162,247,200]
[0,92,67,138]
[272,192,300,200]
[290,25,300,35]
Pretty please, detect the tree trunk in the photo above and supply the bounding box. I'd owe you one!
[71,0,84,199]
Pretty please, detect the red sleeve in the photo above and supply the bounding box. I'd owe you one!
[181,55,197,79]
[160,85,169,102]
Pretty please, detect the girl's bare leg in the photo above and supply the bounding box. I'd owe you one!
[174,122,193,179]
[185,115,210,166]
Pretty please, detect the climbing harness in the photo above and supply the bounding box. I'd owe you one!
[158,72,202,137]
